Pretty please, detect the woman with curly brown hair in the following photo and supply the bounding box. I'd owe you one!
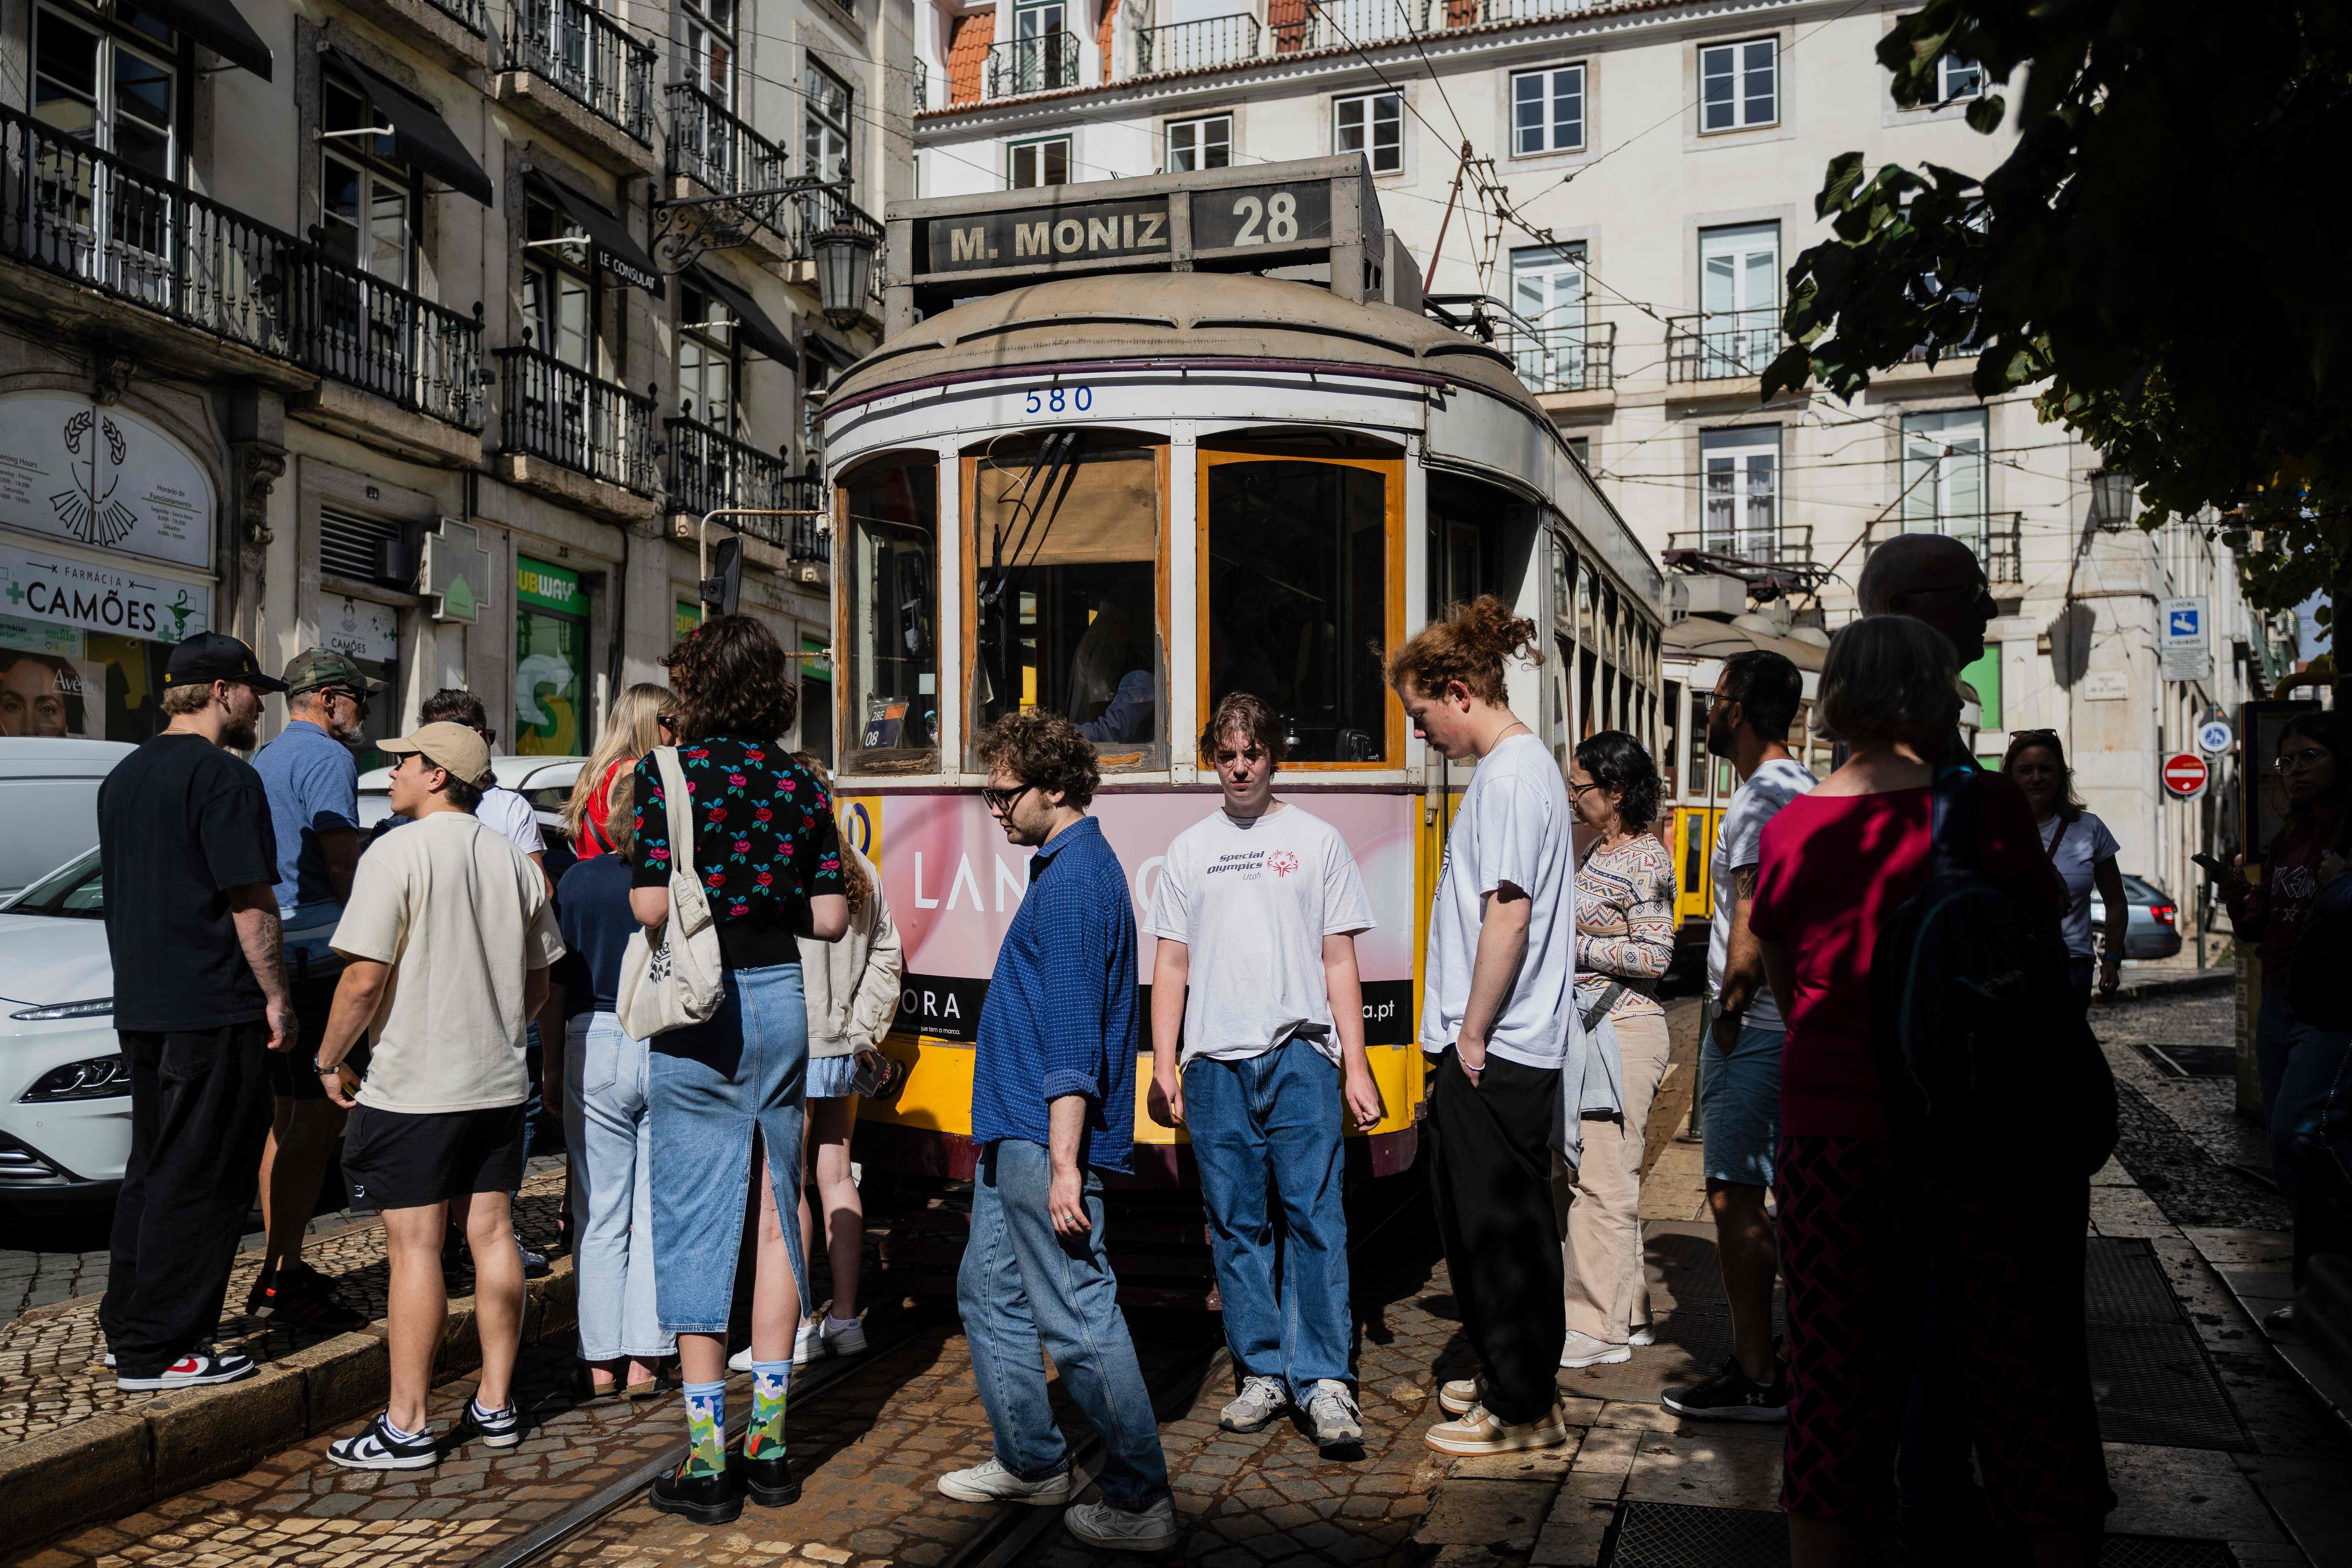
[628,616,847,1526]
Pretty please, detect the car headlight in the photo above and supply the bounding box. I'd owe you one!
[20,1053,131,1102]
[10,998,114,1022]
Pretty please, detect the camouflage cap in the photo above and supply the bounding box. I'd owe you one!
[280,648,386,698]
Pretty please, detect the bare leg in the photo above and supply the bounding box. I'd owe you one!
[1707,1179,1778,1383]
[751,1132,801,1359]
[810,1097,863,1319]
[462,1190,524,1412]
[379,1203,451,1434]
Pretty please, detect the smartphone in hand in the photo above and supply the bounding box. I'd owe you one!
[2192,852,2246,889]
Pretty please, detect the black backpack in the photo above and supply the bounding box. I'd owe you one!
[1871,768,2119,1180]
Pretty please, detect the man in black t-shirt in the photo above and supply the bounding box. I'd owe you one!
[98,633,294,1391]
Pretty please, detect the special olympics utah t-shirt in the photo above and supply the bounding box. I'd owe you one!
[1147,802,1376,1066]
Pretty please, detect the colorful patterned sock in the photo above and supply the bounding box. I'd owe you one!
[681,1379,727,1477]
[745,1360,790,1460]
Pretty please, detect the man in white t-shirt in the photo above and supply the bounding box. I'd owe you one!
[1388,600,1576,1457]
[1147,693,1383,1455]
[311,722,565,1472]
[1663,651,1813,1425]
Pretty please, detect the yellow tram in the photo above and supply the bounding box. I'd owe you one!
[810,160,1662,1261]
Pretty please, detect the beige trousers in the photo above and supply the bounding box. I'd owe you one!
[1555,1009,1673,1344]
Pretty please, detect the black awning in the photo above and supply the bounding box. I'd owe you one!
[141,0,271,79]
[692,266,797,369]
[801,330,860,372]
[530,174,665,298]
[326,50,493,207]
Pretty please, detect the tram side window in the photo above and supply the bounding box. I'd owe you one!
[967,443,1163,766]
[842,460,940,768]
[1661,678,1682,799]
[1207,460,1390,764]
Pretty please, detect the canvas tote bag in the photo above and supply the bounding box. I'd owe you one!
[613,746,726,1036]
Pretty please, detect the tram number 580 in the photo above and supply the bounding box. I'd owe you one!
[1023,387,1093,413]
[1230,192,1300,246]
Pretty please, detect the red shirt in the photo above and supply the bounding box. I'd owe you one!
[1748,779,2057,1139]
[573,756,627,860]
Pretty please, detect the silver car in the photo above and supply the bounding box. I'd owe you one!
[2092,873,2185,961]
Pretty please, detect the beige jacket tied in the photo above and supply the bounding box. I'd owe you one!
[797,846,903,1058]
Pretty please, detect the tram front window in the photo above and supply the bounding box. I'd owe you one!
[1205,458,1392,765]
[842,459,940,769]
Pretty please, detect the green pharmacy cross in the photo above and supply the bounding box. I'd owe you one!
[420,519,492,626]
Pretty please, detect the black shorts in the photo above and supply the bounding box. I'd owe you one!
[340,1103,526,1212]
[265,974,370,1100]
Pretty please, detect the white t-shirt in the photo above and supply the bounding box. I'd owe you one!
[1706,757,1817,1033]
[1146,802,1376,1065]
[2040,811,2123,958]
[1419,731,1578,1069]
[477,785,546,858]
[333,811,566,1114]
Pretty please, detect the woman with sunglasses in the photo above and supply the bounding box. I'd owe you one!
[2002,731,2128,1003]
[563,683,676,859]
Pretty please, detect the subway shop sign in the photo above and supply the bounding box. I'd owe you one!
[517,557,586,615]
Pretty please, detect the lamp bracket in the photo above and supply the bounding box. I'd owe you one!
[652,176,847,274]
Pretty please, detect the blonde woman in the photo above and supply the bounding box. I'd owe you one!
[564,683,674,859]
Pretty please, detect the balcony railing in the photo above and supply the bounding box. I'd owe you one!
[1666,526,1816,572]
[1272,0,1422,54]
[793,181,886,303]
[914,57,927,111]
[667,83,787,200]
[496,344,656,493]
[1866,513,2025,583]
[503,0,656,144]
[1666,307,1784,382]
[424,0,487,33]
[986,32,1082,98]
[1138,13,1262,73]
[0,103,482,428]
[1425,0,1599,26]
[1498,320,1616,393]
[666,416,806,522]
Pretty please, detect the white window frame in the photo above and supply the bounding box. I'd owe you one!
[1900,407,1991,544]
[804,57,853,189]
[1333,90,1402,175]
[1008,134,1070,190]
[1700,426,1782,560]
[1699,37,1777,133]
[319,72,417,291]
[1938,52,1983,102]
[1509,64,1584,157]
[677,280,738,434]
[1165,112,1232,173]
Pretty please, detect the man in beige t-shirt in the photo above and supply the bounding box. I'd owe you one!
[311,721,564,1471]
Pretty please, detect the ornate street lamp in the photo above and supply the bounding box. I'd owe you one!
[2088,467,2135,532]
[811,224,877,327]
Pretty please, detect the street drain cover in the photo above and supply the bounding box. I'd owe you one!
[2132,1042,2239,1078]
[2089,1321,2251,1450]
[1605,1504,2234,1567]
[2085,1236,2187,1325]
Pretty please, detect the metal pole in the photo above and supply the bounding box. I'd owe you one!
[694,505,828,625]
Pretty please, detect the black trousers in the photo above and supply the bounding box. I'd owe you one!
[1425,1045,1566,1424]
[101,1022,274,1375]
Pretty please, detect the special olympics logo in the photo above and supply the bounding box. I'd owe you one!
[1268,851,1299,878]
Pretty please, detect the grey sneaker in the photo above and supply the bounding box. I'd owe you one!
[1304,1381,1362,1451]
[1065,1496,1178,1552]
[1219,1374,1289,1433]
[937,1456,1073,1505]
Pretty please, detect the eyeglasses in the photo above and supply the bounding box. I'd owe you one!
[980,782,1036,814]
[1568,779,1606,798]
[319,686,369,713]
[2275,747,2334,775]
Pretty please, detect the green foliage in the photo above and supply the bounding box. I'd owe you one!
[1764,0,2352,641]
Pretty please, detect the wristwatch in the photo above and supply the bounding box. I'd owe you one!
[312,1055,338,1078]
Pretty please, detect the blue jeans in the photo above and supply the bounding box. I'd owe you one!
[648,962,811,1335]
[564,1012,675,1363]
[2259,984,2352,1279]
[1183,1039,1353,1394]
[958,1139,1170,1512]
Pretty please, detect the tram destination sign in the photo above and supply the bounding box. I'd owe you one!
[927,196,1173,272]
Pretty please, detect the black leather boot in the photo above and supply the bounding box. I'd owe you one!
[740,1451,800,1507]
[650,1462,744,1525]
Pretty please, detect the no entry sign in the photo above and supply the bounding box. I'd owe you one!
[2162,752,2209,800]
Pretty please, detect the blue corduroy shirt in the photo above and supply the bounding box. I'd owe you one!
[970,814,1138,1173]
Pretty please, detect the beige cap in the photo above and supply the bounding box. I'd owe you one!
[379,721,495,788]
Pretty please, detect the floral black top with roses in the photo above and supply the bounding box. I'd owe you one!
[631,734,844,969]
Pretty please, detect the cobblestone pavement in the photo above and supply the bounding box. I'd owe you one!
[0,1160,566,1447]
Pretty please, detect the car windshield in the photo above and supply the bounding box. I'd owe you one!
[8,851,101,918]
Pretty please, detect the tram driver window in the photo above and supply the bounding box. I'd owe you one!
[842,459,940,769]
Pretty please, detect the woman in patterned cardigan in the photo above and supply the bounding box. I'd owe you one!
[1558,730,1676,1369]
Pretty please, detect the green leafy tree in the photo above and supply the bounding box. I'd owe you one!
[1761,0,2350,682]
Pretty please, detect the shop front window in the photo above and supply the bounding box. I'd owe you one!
[967,439,1162,767]
[1202,452,1395,765]
[841,458,939,770]
[515,556,589,755]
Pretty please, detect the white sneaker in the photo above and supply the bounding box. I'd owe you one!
[938,1456,1074,1505]
[1629,1325,1656,1347]
[1560,1330,1631,1369]
[116,1344,257,1391]
[1304,1381,1362,1450]
[1065,1497,1179,1552]
[793,1320,825,1366]
[821,1315,867,1355]
[1424,1401,1571,1457]
[727,1345,754,1373]
[1438,1377,1480,1415]
[1220,1373,1289,1433]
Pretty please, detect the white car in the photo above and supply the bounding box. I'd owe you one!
[357,754,585,835]
[0,850,128,1209]
[0,736,137,901]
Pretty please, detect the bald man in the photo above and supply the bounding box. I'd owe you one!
[1855,533,1996,668]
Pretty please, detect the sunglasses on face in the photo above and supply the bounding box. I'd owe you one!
[980,782,1036,814]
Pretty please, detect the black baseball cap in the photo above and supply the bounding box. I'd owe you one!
[162,632,290,694]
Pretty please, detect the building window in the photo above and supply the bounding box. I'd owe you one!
[1166,113,1231,173]
[1333,91,1402,175]
[1900,407,1989,549]
[1510,65,1584,156]
[34,1,180,181]
[1939,52,1982,101]
[1508,244,1589,392]
[522,193,596,371]
[320,73,416,289]
[1701,426,1781,561]
[682,0,736,104]
[1008,135,1069,189]
[805,58,852,187]
[1699,38,1776,132]
[678,281,736,432]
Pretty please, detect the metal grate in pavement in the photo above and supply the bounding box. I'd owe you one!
[1604,1504,2235,1567]
[2130,1042,2239,1078]
[2088,1320,2251,1451]
[2084,1235,2189,1326]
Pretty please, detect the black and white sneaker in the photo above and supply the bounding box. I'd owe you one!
[115,1345,258,1391]
[328,1411,441,1470]
[1661,1356,1789,1423]
[464,1396,523,1449]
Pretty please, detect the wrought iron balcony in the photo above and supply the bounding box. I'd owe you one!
[792,181,886,305]
[1666,525,1817,572]
[667,84,788,201]
[1138,13,1262,73]
[0,103,482,428]
[495,343,656,493]
[1271,0,1422,54]
[986,32,1082,98]
[914,58,927,112]
[1865,513,2025,583]
[503,0,656,145]
[1497,320,1616,393]
[425,0,487,32]
[666,414,804,520]
[1665,307,1784,382]
[1425,0,1598,26]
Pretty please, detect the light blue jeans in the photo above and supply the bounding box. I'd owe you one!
[958,1139,1171,1512]
[648,962,811,1335]
[1183,1039,1353,1395]
[564,1012,676,1363]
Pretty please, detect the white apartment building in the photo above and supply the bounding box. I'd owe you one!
[0,0,910,767]
[903,0,2298,910]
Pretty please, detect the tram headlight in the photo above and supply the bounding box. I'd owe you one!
[814,226,879,328]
